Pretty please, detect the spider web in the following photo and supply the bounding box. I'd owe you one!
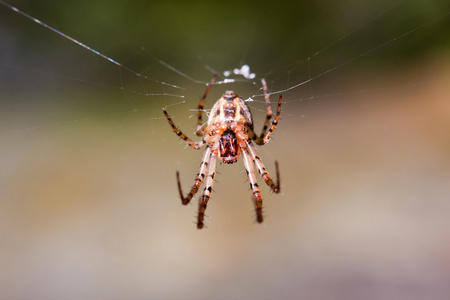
[1,1,450,299]
[1,0,447,137]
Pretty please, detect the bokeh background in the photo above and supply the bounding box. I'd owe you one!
[1,0,450,299]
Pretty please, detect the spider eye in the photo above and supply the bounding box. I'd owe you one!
[219,130,239,164]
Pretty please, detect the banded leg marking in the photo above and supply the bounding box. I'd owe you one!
[247,141,280,193]
[177,146,212,205]
[242,148,264,223]
[163,109,206,150]
[196,74,218,136]
[197,153,217,229]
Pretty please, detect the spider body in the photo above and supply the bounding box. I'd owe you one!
[208,91,251,164]
[163,75,282,228]
[219,129,239,164]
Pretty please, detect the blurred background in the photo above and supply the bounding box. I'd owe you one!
[1,0,450,299]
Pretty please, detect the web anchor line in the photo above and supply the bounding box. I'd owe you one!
[258,9,450,98]
[0,0,183,90]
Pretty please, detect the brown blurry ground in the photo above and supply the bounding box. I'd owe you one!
[1,55,450,299]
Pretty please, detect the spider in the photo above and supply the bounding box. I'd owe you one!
[163,74,282,229]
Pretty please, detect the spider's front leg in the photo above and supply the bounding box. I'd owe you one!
[242,147,265,223]
[176,146,213,205]
[247,141,280,193]
[197,152,217,229]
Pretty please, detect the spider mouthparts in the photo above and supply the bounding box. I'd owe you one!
[223,158,238,164]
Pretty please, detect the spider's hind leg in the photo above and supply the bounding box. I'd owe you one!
[196,74,218,136]
[163,109,206,150]
[253,79,282,145]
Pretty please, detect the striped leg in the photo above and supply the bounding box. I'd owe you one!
[246,141,280,193]
[242,147,264,223]
[258,79,274,140]
[254,79,282,145]
[177,146,212,205]
[163,109,206,149]
[196,74,218,136]
[261,93,282,144]
[197,153,217,229]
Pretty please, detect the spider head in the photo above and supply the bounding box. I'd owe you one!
[219,129,239,164]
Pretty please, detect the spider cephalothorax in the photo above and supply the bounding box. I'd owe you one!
[163,74,281,228]
[219,129,239,164]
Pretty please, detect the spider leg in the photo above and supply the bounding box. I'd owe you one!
[176,146,212,205]
[197,152,217,229]
[163,109,206,149]
[196,74,218,136]
[258,79,274,138]
[254,79,282,145]
[242,147,264,223]
[246,141,280,193]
